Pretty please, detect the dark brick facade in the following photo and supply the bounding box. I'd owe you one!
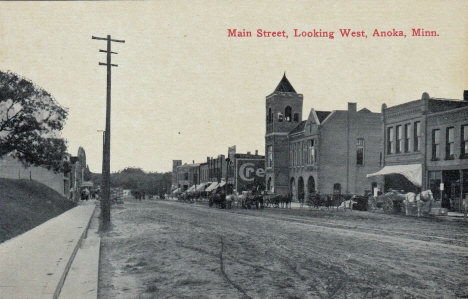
[265,75,382,200]
[381,91,468,211]
[265,74,304,195]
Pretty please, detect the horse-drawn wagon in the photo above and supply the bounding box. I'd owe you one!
[367,191,405,214]
[368,190,434,216]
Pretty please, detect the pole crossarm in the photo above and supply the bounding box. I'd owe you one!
[100,49,118,54]
[99,62,119,67]
[92,35,125,43]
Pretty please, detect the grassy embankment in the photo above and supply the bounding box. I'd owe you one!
[0,178,76,243]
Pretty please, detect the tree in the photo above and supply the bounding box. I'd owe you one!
[0,71,68,172]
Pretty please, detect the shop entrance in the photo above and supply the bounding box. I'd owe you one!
[442,170,462,212]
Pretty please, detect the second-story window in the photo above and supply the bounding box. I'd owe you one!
[303,141,307,165]
[414,121,421,152]
[268,146,273,167]
[396,125,403,153]
[404,123,411,153]
[446,127,454,159]
[462,124,468,158]
[289,145,293,167]
[357,138,365,166]
[432,129,440,160]
[296,143,300,166]
[309,139,316,165]
[387,127,394,154]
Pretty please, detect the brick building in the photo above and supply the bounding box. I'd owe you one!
[369,91,468,211]
[225,146,265,193]
[174,162,200,192]
[265,74,382,201]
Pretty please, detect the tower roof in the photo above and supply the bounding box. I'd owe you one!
[274,73,296,93]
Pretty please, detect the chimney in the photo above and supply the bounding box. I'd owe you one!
[255,150,258,155]
[348,102,357,113]
[192,160,195,164]
[464,90,468,101]
[247,151,251,155]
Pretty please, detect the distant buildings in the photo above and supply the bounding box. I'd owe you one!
[0,146,89,200]
[172,149,265,194]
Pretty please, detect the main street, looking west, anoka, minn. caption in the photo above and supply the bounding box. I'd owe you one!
[227,28,439,39]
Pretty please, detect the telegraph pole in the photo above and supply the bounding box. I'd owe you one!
[92,35,125,225]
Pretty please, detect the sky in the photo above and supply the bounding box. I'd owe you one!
[0,0,467,173]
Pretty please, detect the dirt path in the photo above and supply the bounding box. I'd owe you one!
[99,200,468,299]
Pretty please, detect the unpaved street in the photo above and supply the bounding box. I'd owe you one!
[99,200,468,299]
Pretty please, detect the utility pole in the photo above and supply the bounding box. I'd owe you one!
[92,35,125,225]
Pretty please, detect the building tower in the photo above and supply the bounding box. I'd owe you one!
[172,160,182,190]
[265,73,303,195]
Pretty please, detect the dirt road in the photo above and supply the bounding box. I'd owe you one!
[98,200,468,299]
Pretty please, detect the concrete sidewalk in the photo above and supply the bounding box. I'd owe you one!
[0,200,97,299]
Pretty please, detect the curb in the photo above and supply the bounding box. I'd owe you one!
[53,203,97,299]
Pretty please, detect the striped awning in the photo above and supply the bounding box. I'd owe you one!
[205,182,219,192]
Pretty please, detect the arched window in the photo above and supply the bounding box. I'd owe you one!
[268,108,272,124]
[298,177,305,201]
[285,106,292,122]
[307,176,315,194]
[290,177,296,199]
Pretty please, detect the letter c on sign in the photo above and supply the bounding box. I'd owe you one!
[239,163,255,181]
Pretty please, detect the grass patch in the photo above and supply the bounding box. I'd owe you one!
[0,178,76,243]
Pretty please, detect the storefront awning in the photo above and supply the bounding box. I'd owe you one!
[186,185,197,193]
[218,181,226,188]
[205,182,219,192]
[196,182,210,192]
[172,188,180,194]
[367,164,422,187]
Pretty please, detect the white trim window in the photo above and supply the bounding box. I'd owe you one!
[357,138,364,166]
[268,145,273,167]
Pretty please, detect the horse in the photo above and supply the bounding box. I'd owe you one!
[225,193,238,209]
[306,193,323,209]
[404,190,434,217]
[264,194,280,208]
[338,199,357,211]
[279,194,292,208]
[367,195,379,212]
